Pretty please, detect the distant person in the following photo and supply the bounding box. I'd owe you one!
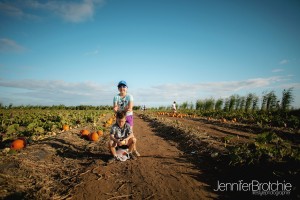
[143,105,146,111]
[108,111,137,163]
[276,101,281,110]
[172,101,177,113]
[113,80,140,157]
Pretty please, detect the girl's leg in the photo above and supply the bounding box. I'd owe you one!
[126,115,140,156]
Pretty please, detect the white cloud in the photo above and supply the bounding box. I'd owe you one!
[279,59,289,65]
[0,2,24,17]
[279,82,300,90]
[0,2,40,20]
[0,38,25,52]
[133,76,292,106]
[45,0,96,23]
[0,79,114,105]
[46,0,106,23]
[272,68,284,73]
[84,49,99,56]
[0,76,298,107]
[151,77,283,94]
[0,0,105,23]
[0,79,105,93]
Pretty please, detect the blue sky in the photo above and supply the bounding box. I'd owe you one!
[0,0,299,108]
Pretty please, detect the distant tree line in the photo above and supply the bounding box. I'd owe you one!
[178,88,295,112]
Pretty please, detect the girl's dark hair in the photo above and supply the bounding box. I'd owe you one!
[116,110,126,119]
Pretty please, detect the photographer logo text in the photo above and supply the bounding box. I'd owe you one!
[214,180,292,196]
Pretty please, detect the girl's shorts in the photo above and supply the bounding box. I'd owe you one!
[126,115,133,126]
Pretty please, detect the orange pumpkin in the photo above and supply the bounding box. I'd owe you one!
[63,125,69,131]
[80,129,90,136]
[97,130,103,136]
[11,139,26,150]
[89,132,99,141]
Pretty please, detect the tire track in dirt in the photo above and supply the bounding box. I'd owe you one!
[71,115,219,200]
[163,116,255,141]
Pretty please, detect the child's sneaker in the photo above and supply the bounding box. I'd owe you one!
[128,153,137,160]
[133,150,141,157]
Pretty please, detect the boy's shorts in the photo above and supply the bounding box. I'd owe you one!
[126,115,133,126]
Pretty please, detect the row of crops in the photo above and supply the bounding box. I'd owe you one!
[198,110,299,129]
[1,105,299,143]
[152,109,300,130]
[141,110,300,176]
[0,108,113,142]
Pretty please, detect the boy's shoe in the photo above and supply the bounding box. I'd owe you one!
[133,150,141,157]
[108,156,120,164]
[128,153,137,160]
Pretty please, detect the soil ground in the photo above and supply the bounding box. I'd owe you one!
[0,112,299,200]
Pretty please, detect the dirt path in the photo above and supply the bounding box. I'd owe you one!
[71,115,219,200]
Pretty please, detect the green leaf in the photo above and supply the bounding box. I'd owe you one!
[27,122,38,131]
[6,124,19,135]
[34,127,44,134]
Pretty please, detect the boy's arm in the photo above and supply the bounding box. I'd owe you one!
[110,134,118,143]
[111,134,124,146]
[124,126,134,142]
[110,127,120,143]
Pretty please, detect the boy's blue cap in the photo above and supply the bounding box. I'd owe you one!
[118,80,127,87]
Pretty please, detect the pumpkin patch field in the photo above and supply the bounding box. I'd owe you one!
[0,107,299,199]
[0,108,113,199]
